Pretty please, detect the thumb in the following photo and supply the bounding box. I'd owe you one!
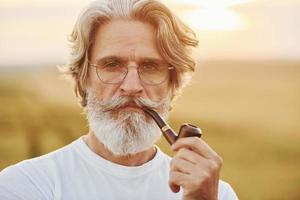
[169,181,181,193]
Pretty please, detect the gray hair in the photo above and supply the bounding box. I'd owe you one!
[61,0,198,107]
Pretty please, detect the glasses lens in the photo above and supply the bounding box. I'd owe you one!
[96,64,127,84]
[139,62,169,85]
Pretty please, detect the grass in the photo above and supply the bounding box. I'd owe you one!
[0,60,299,199]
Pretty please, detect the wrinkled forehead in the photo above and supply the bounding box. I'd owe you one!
[90,19,164,63]
[128,49,136,61]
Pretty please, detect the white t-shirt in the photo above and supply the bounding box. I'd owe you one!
[0,137,238,200]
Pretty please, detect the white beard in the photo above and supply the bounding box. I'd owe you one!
[86,92,170,156]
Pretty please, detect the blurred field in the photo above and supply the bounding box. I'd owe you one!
[0,60,299,200]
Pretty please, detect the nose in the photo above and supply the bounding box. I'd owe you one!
[119,64,143,96]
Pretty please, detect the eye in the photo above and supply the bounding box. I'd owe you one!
[104,60,121,68]
[141,62,159,71]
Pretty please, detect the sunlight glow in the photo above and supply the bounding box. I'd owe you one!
[165,0,254,30]
[166,0,255,7]
[184,8,243,30]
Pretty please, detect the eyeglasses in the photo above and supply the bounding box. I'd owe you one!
[89,57,174,85]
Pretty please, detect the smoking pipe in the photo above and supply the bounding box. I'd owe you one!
[143,108,202,145]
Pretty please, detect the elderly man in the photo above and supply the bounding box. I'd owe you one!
[0,0,238,199]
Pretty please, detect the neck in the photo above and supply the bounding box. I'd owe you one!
[83,131,157,166]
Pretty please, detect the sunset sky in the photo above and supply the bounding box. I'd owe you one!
[0,0,299,67]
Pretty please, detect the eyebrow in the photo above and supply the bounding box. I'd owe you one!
[94,56,124,64]
[94,56,166,64]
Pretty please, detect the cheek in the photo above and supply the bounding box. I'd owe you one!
[90,84,120,101]
[144,83,170,101]
[87,68,119,101]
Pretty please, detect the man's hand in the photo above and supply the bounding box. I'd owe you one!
[169,137,223,200]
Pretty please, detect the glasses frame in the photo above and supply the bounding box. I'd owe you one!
[89,62,175,85]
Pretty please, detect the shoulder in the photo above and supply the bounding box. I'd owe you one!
[0,139,78,200]
[0,158,54,200]
[218,180,239,200]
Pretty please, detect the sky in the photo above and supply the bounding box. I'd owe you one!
[0,0,299,67]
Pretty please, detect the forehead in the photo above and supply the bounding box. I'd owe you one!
[90,19,163,61]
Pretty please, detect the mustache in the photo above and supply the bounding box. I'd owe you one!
[100,96,166,112]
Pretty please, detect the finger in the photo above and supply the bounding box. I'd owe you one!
[171,155,200,175]
[172,137,218,159]
[175,149,216,176]
[168,171,188,193]
[174,147,206,165]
